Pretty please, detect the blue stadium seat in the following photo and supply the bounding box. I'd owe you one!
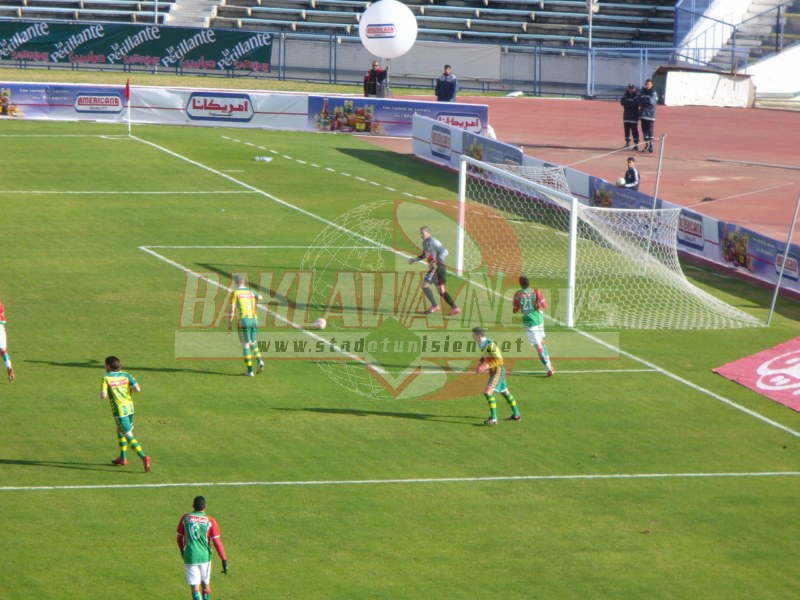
[239,17,298,31]
[416,15,472,31]
[469,18,529,33]
[478,7,536,20]
[20,6,78,19]
[249,6,307,20]
[304,9,360,25]
[420,5,480,18]
[313,0,370,9]
[516,32,576,45]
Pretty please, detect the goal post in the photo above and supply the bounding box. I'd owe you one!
[457,156,578,326]
[456,155,763,330]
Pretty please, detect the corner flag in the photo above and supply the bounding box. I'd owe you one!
[124,78,131,136]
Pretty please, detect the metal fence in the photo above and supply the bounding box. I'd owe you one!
[0,25,719,98]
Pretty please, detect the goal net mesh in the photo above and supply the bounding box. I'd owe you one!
[461,161,762,330]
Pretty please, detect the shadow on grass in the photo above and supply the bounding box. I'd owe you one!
[335,147,456,192]
[274,406,484,426]
[24,359,236,376]
[0,457,142,473]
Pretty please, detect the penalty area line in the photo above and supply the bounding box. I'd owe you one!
[3,471,799,492]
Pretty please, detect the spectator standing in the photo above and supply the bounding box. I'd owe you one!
[638,78,658,153]
[620,83,640,151]
[363,61,387,98]
[435,64,458,102]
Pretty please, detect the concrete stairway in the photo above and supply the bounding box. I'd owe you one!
[710,0,792,70]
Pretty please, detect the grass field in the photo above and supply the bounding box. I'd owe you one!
[2,116,800,600]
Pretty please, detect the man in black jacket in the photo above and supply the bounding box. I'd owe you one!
[364,61,387,97]
[620,83,640,151]
[638,79,658,153]
[435,64,458,102]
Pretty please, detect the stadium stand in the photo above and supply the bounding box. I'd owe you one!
[208,0,676,47]
[1,0,169,23]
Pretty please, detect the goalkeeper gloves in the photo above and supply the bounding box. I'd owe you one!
[222,559,229,575]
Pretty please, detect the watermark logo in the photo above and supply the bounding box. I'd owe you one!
[175,200,618,399]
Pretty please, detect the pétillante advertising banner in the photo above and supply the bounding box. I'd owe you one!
[0,20,271,72]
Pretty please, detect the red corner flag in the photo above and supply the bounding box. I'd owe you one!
[124,78,130,102]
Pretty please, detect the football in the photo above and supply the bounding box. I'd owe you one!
[616,177,626,187]
[476,358,490,374]
[315,317,327,330]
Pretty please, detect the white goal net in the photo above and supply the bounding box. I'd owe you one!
[457,157,762,330]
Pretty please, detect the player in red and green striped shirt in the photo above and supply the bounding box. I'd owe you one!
[0,300,15,382]
[100,356,151,472]
[513,276,554,376]
[177,496,228,600]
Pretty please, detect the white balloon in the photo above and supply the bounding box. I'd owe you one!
[359,0,418,59]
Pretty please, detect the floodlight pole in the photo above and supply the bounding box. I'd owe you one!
[384,58,391,98]
[585,0,593,98]
[767,189,800,326]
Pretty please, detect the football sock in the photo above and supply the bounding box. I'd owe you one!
[504,392,520,416]
[537,344,551,368]
[423,287,436,307]
[441,291,456,308]
[191,591,202,600]
[126,433,146,459]
[118,434,128,460]
[251,342,263,365]
[484,393,497,420]
[1,350,10,369]
[203,588,212,600]
[243,346,253,373]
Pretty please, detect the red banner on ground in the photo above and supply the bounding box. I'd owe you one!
[713,337,800,412]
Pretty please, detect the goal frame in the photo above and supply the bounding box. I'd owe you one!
[457,155,579,327]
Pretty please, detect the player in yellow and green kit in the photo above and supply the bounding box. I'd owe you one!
[101,356,151,472]
[472,327,521,425]
[227,275,264,376]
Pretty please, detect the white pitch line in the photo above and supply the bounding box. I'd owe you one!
[513,369,658,375]
[221,135,428,200]
[1,190,254,195]
[145,245,376,250]
[2,471,799,493]
[139,245,386,376]
[131,135,800,439]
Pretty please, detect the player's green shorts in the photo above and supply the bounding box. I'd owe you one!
[238,317,259,344]
[486,365,508,393]
[115,414,134,435]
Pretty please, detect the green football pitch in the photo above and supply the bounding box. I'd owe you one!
[2,118,799,599]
